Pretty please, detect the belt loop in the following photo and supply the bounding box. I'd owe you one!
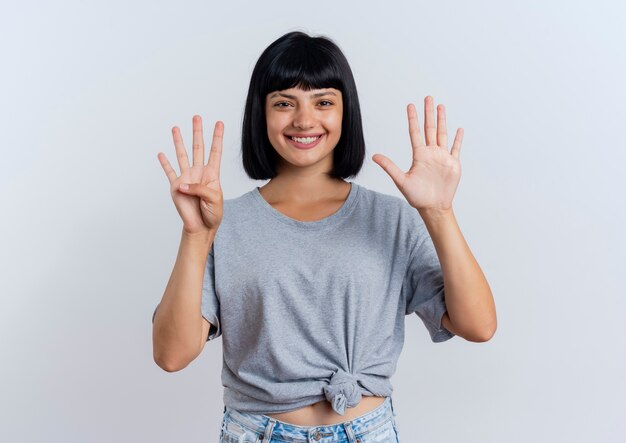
[343,420,357,443]
[262,417,277,441]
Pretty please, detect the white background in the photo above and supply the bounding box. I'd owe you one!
[1,1,625,442]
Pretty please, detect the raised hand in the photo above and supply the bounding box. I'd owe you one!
[158,116,224,234]
[372,96,463,212]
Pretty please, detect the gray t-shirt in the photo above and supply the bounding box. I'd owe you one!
[156,181,454,415]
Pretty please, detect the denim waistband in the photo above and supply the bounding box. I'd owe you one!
[224,396,394,442]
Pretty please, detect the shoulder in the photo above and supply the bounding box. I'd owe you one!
[220,187,257,220]
[354,183,404,212]
[354,183,424,227]
[355,184,429,258]
[211,187,258,245]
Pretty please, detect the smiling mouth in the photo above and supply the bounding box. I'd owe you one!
[285,134,323,144]
[284,133,325,149]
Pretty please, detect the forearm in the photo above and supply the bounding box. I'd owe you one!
[152,228,215,370]
[418,207,496,342]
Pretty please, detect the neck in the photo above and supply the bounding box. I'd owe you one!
[260,173,349,204]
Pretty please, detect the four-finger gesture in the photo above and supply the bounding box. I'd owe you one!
[372,96,463,212]
[158,115,224,234]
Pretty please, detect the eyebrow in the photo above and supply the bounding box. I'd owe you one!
[269,91,337,99]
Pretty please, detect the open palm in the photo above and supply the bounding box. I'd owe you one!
[372,96,463,212]
[157,116,224,234]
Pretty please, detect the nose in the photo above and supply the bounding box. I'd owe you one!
[292,105,316,130]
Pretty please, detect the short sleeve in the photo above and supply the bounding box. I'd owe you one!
[402,227,455,343]
[201,243,222,341]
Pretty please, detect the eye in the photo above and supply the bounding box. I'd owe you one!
[274,102,292,108]
[319,100,333,106]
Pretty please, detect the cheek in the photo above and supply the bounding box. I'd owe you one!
[266,120,280,139]
[266,114,286,132]
[328,114,343,136]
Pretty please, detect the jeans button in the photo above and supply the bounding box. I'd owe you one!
[313,431,321,440]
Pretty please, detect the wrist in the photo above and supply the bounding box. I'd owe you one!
[181,228,216,244]
[417,206,454,221]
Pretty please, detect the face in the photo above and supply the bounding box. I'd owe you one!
[265,87,343,171]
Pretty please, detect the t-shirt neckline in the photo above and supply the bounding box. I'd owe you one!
[251,181,360,230]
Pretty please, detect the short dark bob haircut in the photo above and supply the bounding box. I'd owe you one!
[242,31,366,180]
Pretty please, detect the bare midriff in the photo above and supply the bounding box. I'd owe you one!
[264,396,386,426]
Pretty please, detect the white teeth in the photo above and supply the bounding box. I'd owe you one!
[290,135,320,144]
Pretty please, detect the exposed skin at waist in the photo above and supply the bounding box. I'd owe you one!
[264,396,386,426]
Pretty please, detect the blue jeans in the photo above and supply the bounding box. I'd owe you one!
[219,396,400,442]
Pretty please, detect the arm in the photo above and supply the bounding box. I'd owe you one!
[152,228,216,371]
[420,207,496,342]
[372,96,496,342]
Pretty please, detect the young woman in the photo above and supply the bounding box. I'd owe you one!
[152,31,496,443]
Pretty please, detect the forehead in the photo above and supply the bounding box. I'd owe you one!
[267,87,341,99]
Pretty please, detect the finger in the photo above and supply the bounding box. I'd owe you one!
[178,182,219,204]
[157,152,177,185]
[424,96,437,147]
[437,104,448,150]
[372,153,406,190]
[172,126,190,174]
[450,128,464,159]
[205,120,224,182]
[192,115,204,167]
[407,104,425,155]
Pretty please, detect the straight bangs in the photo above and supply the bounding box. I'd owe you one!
[262,44,345,96]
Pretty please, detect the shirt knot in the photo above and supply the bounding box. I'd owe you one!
[322,368,362,416]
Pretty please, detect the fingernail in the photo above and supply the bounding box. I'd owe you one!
[180,183,189,191]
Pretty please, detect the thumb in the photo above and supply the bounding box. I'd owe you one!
[372,154,405,189]
[178,182,214,201]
